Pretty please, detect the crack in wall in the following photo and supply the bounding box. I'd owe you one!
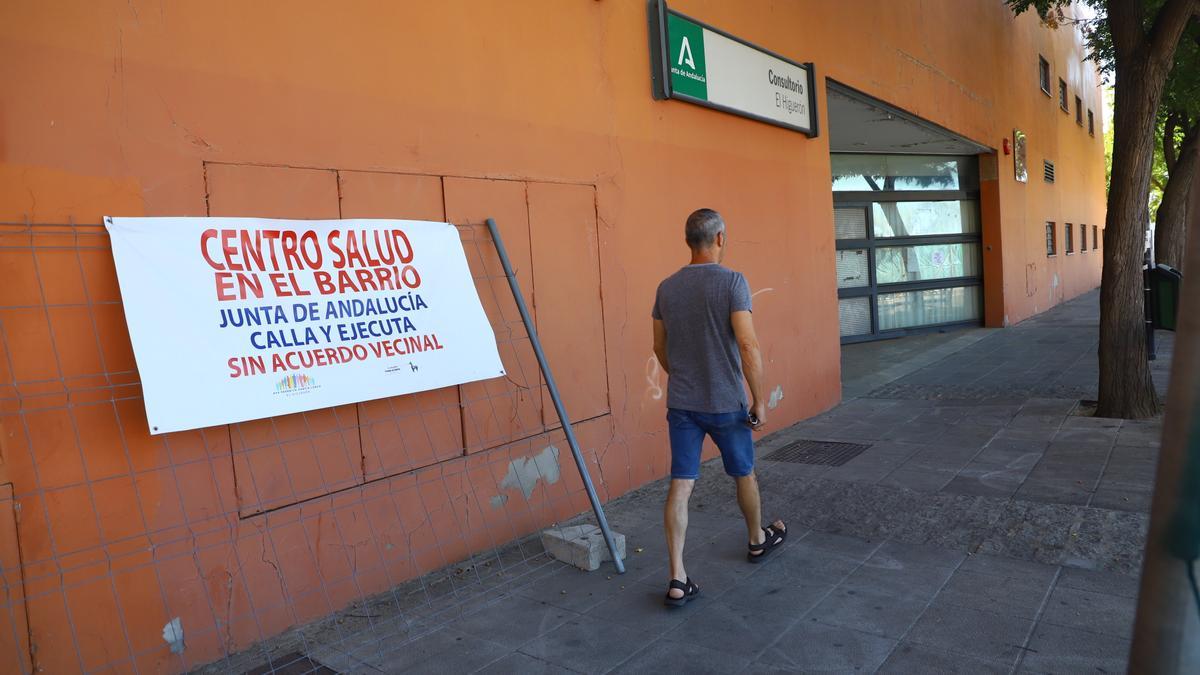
[895,49,991,108]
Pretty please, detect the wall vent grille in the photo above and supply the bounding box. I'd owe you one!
[1043,160,1056,183]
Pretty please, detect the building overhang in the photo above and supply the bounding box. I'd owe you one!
[827,81,991,156]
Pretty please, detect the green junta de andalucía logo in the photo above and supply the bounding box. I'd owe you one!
[668,13,708,100]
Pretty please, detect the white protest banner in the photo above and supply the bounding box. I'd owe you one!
[105,217,505,434]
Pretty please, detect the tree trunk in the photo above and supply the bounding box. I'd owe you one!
[1095,0,1197,419]
[1192,163,1198,257]
[1097,55,1167,419]
[1155,123,1200,271]
[1126,162,1200,675]
[1163,112,1180,172]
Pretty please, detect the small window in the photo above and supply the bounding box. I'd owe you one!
[1075,96,1083,125]
[1092,225,1098,249]
[1059,79,1069,111]
[1044,160,1056,183]
[1080,223,1087,251]
[1046,222,1057,256]
[1088,110,1095,136]
[1065,223,1074,254]
[1039,56,1051,95]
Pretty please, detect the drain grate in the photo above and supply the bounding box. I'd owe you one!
[763,439,871,466]
[243,652,337,675]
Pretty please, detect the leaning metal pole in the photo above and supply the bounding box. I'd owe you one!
[1127,175,1200,672]
[485,218,626,574]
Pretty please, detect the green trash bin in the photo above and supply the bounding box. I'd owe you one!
[1147,263,1182,331]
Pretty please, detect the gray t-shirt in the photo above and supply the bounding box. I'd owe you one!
[652,263,752,413]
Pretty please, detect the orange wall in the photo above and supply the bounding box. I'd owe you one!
[0,1,1106,672]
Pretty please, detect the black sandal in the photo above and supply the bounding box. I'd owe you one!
[747,524,788,564]
[663,577,700,607]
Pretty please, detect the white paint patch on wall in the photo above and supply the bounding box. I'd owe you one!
[496,445,562,502]
[767,385,784,409]
[162,617,184,654]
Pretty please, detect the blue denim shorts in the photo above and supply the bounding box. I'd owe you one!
[667,407,755,479]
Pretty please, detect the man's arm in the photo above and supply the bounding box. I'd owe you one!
[653,319,670,374]
[731,310,765,428]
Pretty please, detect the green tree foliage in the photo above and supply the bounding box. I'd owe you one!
[1106,90,1116,196]
[1161,20,1200,122]
[1151,121,1170,214]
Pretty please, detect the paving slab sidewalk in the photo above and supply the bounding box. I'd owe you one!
[221,290,1169,674]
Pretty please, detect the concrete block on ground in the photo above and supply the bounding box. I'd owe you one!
[541,524,625,571]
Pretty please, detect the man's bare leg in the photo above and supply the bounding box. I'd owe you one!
[665,478,694,599]
[736,472,785,552]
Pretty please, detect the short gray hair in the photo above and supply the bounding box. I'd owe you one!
[685,208,725,248]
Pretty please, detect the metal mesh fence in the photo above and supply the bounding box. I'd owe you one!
[0,219,617,674]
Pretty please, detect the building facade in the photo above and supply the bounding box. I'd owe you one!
[0,1,1106,672]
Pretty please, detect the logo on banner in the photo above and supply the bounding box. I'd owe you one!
[274,373,319,396]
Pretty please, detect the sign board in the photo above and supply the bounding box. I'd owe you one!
[650,0,818,136]
[105,217,505,434]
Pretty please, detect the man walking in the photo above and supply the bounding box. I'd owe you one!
[652,208,787,607]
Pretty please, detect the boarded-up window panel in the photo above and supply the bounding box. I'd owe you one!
[0,484,32,675]
[205,164,365,515]
[205,163,340,220]
[527,183,609,425]
[358,389,464,479]
[337,171,465,478]
[337,171,445,223]
[231,406,363,516]
[442,178,544,452]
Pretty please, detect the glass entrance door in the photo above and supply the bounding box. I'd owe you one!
[832,154,983,342]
